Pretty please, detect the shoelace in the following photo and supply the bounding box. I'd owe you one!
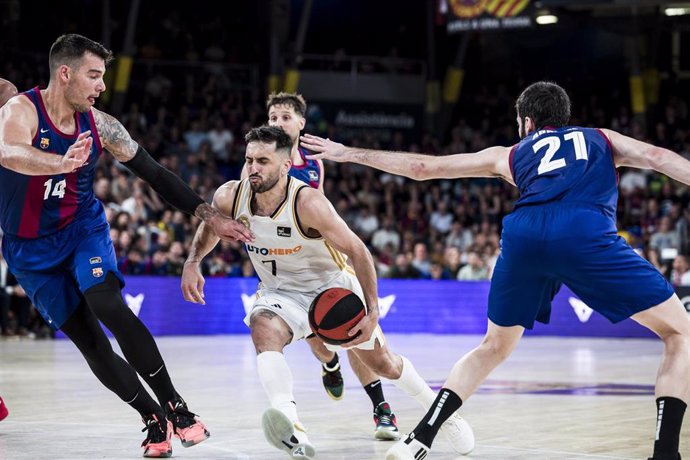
[376,413,396,428]
[169,403,199,429]
[142,419,167,444]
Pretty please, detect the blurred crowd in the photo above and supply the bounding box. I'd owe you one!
[91,75,690,289]
[2,54,690,338]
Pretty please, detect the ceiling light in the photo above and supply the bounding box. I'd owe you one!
[536,14,558,25]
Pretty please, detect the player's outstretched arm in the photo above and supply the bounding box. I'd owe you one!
[300,133,513,183]
[0,96,91,175]
[93,108,254,243]
[181,181,239,304]
[296,187,379,346]
[604,128,690,186]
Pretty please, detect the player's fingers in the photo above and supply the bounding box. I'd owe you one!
[198,279,206,299]
[76,130,91,141]
[182,284,199,303]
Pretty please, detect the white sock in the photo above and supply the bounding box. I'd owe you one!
[390,355,437,410]
[257,351,299,423]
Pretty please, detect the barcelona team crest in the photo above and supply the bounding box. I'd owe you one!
[40,137,50,149]
[92,267,104,278]
[308,170,319,181]
[238,215,251,229]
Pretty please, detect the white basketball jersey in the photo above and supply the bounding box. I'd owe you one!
[232,177,353,291]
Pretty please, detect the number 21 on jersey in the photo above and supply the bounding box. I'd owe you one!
[534,130,587,175]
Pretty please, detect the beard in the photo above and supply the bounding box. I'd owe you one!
[65,84,91,113]
[249,172,280,193]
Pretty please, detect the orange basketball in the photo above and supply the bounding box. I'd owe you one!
[308,287,366,345]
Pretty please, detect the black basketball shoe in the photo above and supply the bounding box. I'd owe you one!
[321,360,344,400]
[374,402,400,440]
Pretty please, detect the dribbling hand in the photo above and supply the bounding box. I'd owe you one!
[299,134,348,162]
[181,261,206,305]
[343,311,378,348]
[60,131,92,173]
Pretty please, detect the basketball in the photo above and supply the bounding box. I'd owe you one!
[0,78,18,107]
[308,287,366,345]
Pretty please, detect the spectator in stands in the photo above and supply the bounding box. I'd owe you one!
[443,247,463,279]
[387,253,422,279]
[457,250,488,281]
[353,203,380,241]
[411,242,432,277]
[671,255,690,287]
[650,216,680,261]
[430,201,453,235]
[0,246,33,338]
[371,215,401,253]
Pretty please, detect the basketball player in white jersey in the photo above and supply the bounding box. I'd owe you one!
[241,93,399,441]
[180,126,474,459]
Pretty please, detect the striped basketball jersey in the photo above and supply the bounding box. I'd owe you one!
[0,88,103,238]
[288,146,321,189]
[232,176,352,291]
[510,126,618,219]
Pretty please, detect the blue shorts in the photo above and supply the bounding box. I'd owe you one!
[489,204,674,329]
[2,219,124,330]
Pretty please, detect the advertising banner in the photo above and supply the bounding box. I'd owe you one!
[58,277,656,339]
[445,0,534,33]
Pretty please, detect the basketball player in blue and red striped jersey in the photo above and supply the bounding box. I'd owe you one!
[302,81,690,460]
[238,92,401,439]
[0,34,254,457]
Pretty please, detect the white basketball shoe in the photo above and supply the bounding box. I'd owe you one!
[261,408,316,459]
[385,436,430,460]
[439,411,475,454]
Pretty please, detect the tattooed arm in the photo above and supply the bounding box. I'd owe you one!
[93,108,254,242]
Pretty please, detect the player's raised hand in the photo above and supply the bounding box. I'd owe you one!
[300,134,348,162]
[60,131,92,173]
[181,261,206,305]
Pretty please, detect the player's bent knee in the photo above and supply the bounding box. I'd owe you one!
[479,336,517,362]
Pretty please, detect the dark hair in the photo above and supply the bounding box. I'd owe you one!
[266,92,307,117]
[244,125,294,155]
[49,34,114,76]
[515,81,571,129]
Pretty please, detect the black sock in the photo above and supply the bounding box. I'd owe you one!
[364,380,385,409]
[653,396,687,458]
[409,388,463,448]
[323,353,339,371]
[126,383,165,420]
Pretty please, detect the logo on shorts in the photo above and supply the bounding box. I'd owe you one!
[238,215,251,230]
[40,138,50,149]
[277,226,291,237]
[308,170,319,181]
[92,267,104,278]
[89,257,102,264]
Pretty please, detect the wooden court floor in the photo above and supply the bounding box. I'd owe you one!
[0,334,686,459]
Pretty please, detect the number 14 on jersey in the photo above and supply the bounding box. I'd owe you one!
[43,178,66,200]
